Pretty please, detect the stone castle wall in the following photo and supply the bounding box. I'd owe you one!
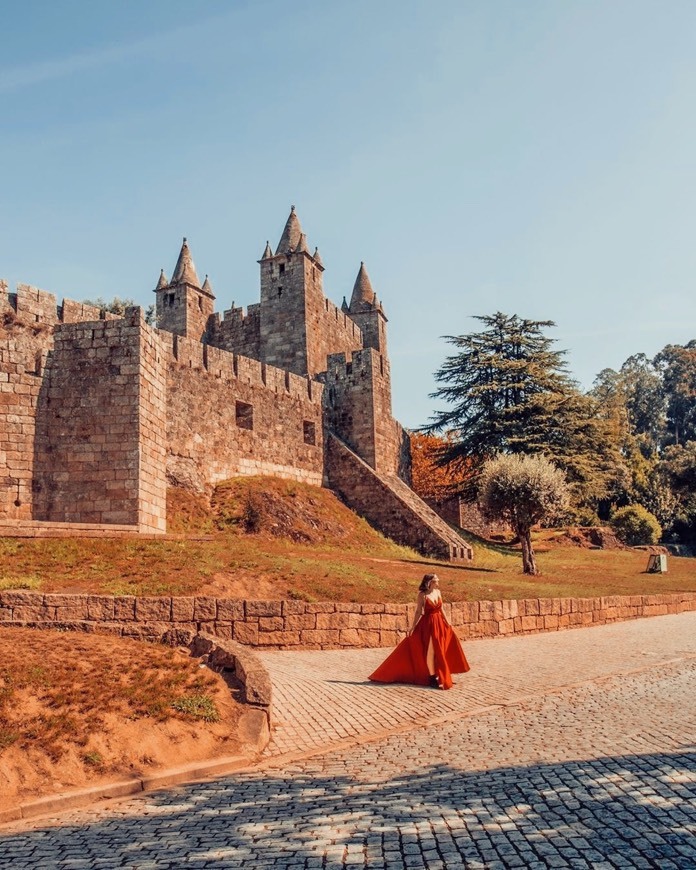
[0,284,119,521]
[209,303,262,361]
[163,332,324,492]
[2,589,693,649]
[32,310,166,532]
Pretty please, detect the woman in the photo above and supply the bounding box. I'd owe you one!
[369,574,470,690]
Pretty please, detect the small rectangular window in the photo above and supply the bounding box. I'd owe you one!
[235,401,253,430]
[279,263,285,275]
[303,420,316,445]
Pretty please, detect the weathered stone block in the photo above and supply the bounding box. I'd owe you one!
[234,622,259,645]
[171,597,195,622]
[284,613,316,630]
[245,600,282,618]
[114,596,136,620]
[217,599,245,621]
[193,597,217,621]
[300,629,340,645]
[135,597,171,621]
[258,616,284,631]
[87,596,115,620]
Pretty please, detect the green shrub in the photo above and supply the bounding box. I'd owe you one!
[610,505,662,546]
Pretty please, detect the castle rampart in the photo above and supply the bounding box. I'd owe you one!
[0,207,472,561]
[164,333,324,493]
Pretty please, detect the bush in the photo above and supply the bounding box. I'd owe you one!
[610,504,662,546]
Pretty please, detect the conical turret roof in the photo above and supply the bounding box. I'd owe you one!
[313,247,323,267]
[201,274,214,297]
[275,205,303,255]
[295,232,309,254]
[349,262,376,309]
[170,237,201,288]
[155,269,169,291]
[261,240,274,260]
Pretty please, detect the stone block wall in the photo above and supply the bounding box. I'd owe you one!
[259,251,363,378]
[0,285,128,521]
[325,349,403,476]
[209,303,262,361]
[2,590,694,649]
[32,310,166,532]
[305,292,364,378]
[163,332,324,493]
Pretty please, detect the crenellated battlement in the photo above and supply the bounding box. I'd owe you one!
[326,347,390,382]
[159,331,322,404]
[0,281,120,329]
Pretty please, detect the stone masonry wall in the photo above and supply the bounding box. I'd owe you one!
[136,311,167,533]
[163,332,324,493]
[325,350,407,477]
[209,303,262,361]
[0,284,120,520]
[2,590,694,649]
[259,252,363,377]
[32,310,167,531]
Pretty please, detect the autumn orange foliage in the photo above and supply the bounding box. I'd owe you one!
[410,433,469,503]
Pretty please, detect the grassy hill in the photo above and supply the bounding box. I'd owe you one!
[1,477,694,603]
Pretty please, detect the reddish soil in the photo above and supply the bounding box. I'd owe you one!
[0,628,243,811]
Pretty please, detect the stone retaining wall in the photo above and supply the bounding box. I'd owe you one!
[1,590,695,649]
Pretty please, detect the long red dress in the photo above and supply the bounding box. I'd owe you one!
[369,597,470,690]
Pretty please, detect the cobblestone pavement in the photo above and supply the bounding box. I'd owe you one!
[1,613,695,869]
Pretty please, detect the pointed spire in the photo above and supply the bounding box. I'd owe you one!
[201,274,213,296]
[349,261,376,309]
[313,247,323,267]
[341,296,349,312]
[295,232,309,254]
[170,237,201,288]
[155,269,169,291]
[261,240,273,260]
[275,205,303,255]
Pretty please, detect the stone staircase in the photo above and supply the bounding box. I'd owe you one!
[326,434,473,562]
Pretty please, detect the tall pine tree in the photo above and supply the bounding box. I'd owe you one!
[427,312,627,510]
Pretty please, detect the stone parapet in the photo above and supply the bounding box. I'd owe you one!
[2,591,694,649]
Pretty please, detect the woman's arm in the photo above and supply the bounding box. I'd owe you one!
[408,592,425,635]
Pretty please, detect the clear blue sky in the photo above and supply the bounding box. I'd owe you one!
[2,0,695,428]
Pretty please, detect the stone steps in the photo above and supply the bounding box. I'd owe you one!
[326,434,472,562]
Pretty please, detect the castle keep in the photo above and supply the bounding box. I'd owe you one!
[0,208,471,561]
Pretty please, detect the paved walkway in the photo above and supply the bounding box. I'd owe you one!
[1,613,695,868]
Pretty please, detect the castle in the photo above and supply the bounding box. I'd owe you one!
[0,208,471,561]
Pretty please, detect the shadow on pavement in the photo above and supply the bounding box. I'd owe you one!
[1,750,694,867]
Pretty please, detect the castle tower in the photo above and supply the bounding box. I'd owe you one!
[325,347,398,475]
[258,206,328,376]
[345,262,388,355]
[154,238,215,341]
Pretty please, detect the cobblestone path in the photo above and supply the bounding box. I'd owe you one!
[1,613,695,869]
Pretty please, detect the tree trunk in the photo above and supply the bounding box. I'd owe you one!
[519,526,538,575]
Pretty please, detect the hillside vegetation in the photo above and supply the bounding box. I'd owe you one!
[0,477,694,603]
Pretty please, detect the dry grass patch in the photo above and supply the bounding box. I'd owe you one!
[0,479,694,603]
[0,628,242,809]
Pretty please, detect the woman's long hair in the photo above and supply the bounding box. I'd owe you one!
[419,574,437,593]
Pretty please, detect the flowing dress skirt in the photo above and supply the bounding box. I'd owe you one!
[369,599,470,690]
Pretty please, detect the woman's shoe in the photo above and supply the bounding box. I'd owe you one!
[428,674,439,688]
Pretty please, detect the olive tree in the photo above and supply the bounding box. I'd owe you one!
[478,454,569,575]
